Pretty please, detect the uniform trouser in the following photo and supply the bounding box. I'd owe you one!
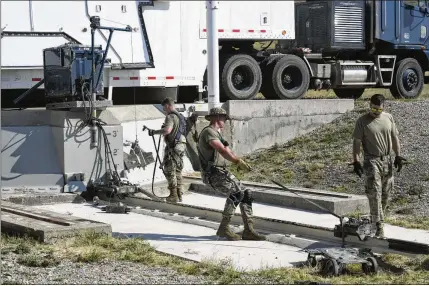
[363,155,394,223]
[206,167,254,222]
[163,142,186,191]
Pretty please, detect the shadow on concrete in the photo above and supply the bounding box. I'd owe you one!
[112,232,218,242]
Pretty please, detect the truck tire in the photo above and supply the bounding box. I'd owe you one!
[220,54,262,100]
[333,88,365,99]
[272,55,310,99]
[260,55,283,99]
[390,58,424,99]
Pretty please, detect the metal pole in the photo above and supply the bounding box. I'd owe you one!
[206,1,220,110]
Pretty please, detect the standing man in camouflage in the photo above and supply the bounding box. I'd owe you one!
[198,107,265,241]
[352,94,406,237]
[147,98,187,203]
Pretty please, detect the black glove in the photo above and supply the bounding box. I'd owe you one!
[148,129,155,136]
[351,161,364,177]
[394,156,407,172]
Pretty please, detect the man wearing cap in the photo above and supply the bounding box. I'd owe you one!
[147,97,191,203]
[351,94,406,237]
[197,107,266,241]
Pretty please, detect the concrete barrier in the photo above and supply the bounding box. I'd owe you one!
[1,99,354,192]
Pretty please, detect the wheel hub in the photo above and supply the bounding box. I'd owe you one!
[402,69,418,91]
[283,74,292,84]
[232,71,244,85]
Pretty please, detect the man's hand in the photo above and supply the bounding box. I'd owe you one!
[147,129,155,136]
[351,161,364,177]
[236,159,252,171]
[394,156,407,172]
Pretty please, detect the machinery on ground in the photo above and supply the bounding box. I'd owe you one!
[271,180,379,276]
[2,0,429,107]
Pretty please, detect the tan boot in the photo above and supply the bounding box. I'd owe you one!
[376,221,384,238]
[166,187,179,203]
[216,198,241,240]
[240,203,266,241]
[177,185,183,202]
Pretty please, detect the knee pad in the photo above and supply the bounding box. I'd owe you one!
[228,191,244,207]
[241,189,253,205]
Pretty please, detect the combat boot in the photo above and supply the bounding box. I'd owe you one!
[375,221,384,238]
[166,187,179,203]
[240,203,266,241]
[216,215,241,241]
[216,198,241,241]
[177,185,183,202]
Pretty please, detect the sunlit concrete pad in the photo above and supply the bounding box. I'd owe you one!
[181,191,429,245]
[35,203,308,271]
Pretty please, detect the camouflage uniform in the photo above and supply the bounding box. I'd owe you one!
[161,110,187,203]
[197,108,265,241]
[353,112,399,235]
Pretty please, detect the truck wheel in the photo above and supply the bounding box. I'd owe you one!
[272,55,310,99]
[220,54,262,100]
[333,88,365,99]
[390,58,424,99]
[260,55,283,99]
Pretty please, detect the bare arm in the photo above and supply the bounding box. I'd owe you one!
[392,135,401,156]
[353,138,361,162]
[209,139,240,164]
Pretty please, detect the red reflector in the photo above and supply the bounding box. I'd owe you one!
[166,76,174,80]
[148,76,156,80]
[112,77,120,80]
[130,77,139,80]
[218,29,224,32]
[248,30,255,33]
[260,30,267,33]
[232,29,240,33]
[203,29,207,32]
[32,78,42,81]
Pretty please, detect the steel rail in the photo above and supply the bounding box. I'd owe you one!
[101,192,429,256]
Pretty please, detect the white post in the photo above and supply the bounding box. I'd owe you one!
[206,0,221,110]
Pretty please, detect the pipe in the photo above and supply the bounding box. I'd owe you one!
[206,1,221,110]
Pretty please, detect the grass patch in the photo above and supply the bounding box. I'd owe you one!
[3,232,429,284]
[385,215,429,230]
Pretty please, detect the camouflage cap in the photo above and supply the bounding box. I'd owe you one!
[205,107,230,121]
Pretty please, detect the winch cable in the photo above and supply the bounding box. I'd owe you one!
[247,170,350,247]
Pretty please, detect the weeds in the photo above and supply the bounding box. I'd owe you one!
[3,232,429,284]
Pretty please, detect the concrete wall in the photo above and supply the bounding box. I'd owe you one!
[1,99,354,192]
[224,100,354,156]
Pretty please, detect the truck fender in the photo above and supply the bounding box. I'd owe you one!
[301,55,314,77]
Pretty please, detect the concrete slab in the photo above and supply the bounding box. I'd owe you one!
[2,191,85,206]
[181,191,429,245]
[188,179,369,215]
[1,201,111,243]
[34,203,308,271]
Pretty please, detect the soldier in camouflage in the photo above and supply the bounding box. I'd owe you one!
[197,107,266,241]
[148,98,188,203]
[352,94,406,237]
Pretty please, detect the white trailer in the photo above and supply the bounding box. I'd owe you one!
[1,0,294,106]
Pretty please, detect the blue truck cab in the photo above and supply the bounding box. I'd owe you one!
[271,0,429,100]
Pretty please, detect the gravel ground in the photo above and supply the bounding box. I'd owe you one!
[322,100,429,216]
[243,99,429,216]
[1,252,209,285]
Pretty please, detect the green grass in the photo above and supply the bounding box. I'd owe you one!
[2,232,429,284]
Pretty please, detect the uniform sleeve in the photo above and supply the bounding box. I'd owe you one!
[205,128,221,144]
[353,118,363,140]
[390,115,399,137]
[164,114,175,129]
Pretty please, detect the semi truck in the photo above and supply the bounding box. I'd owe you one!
[1,0,427,107]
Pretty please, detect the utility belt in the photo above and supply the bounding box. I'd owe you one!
[200,163,226,184]
[364,153,391,161]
